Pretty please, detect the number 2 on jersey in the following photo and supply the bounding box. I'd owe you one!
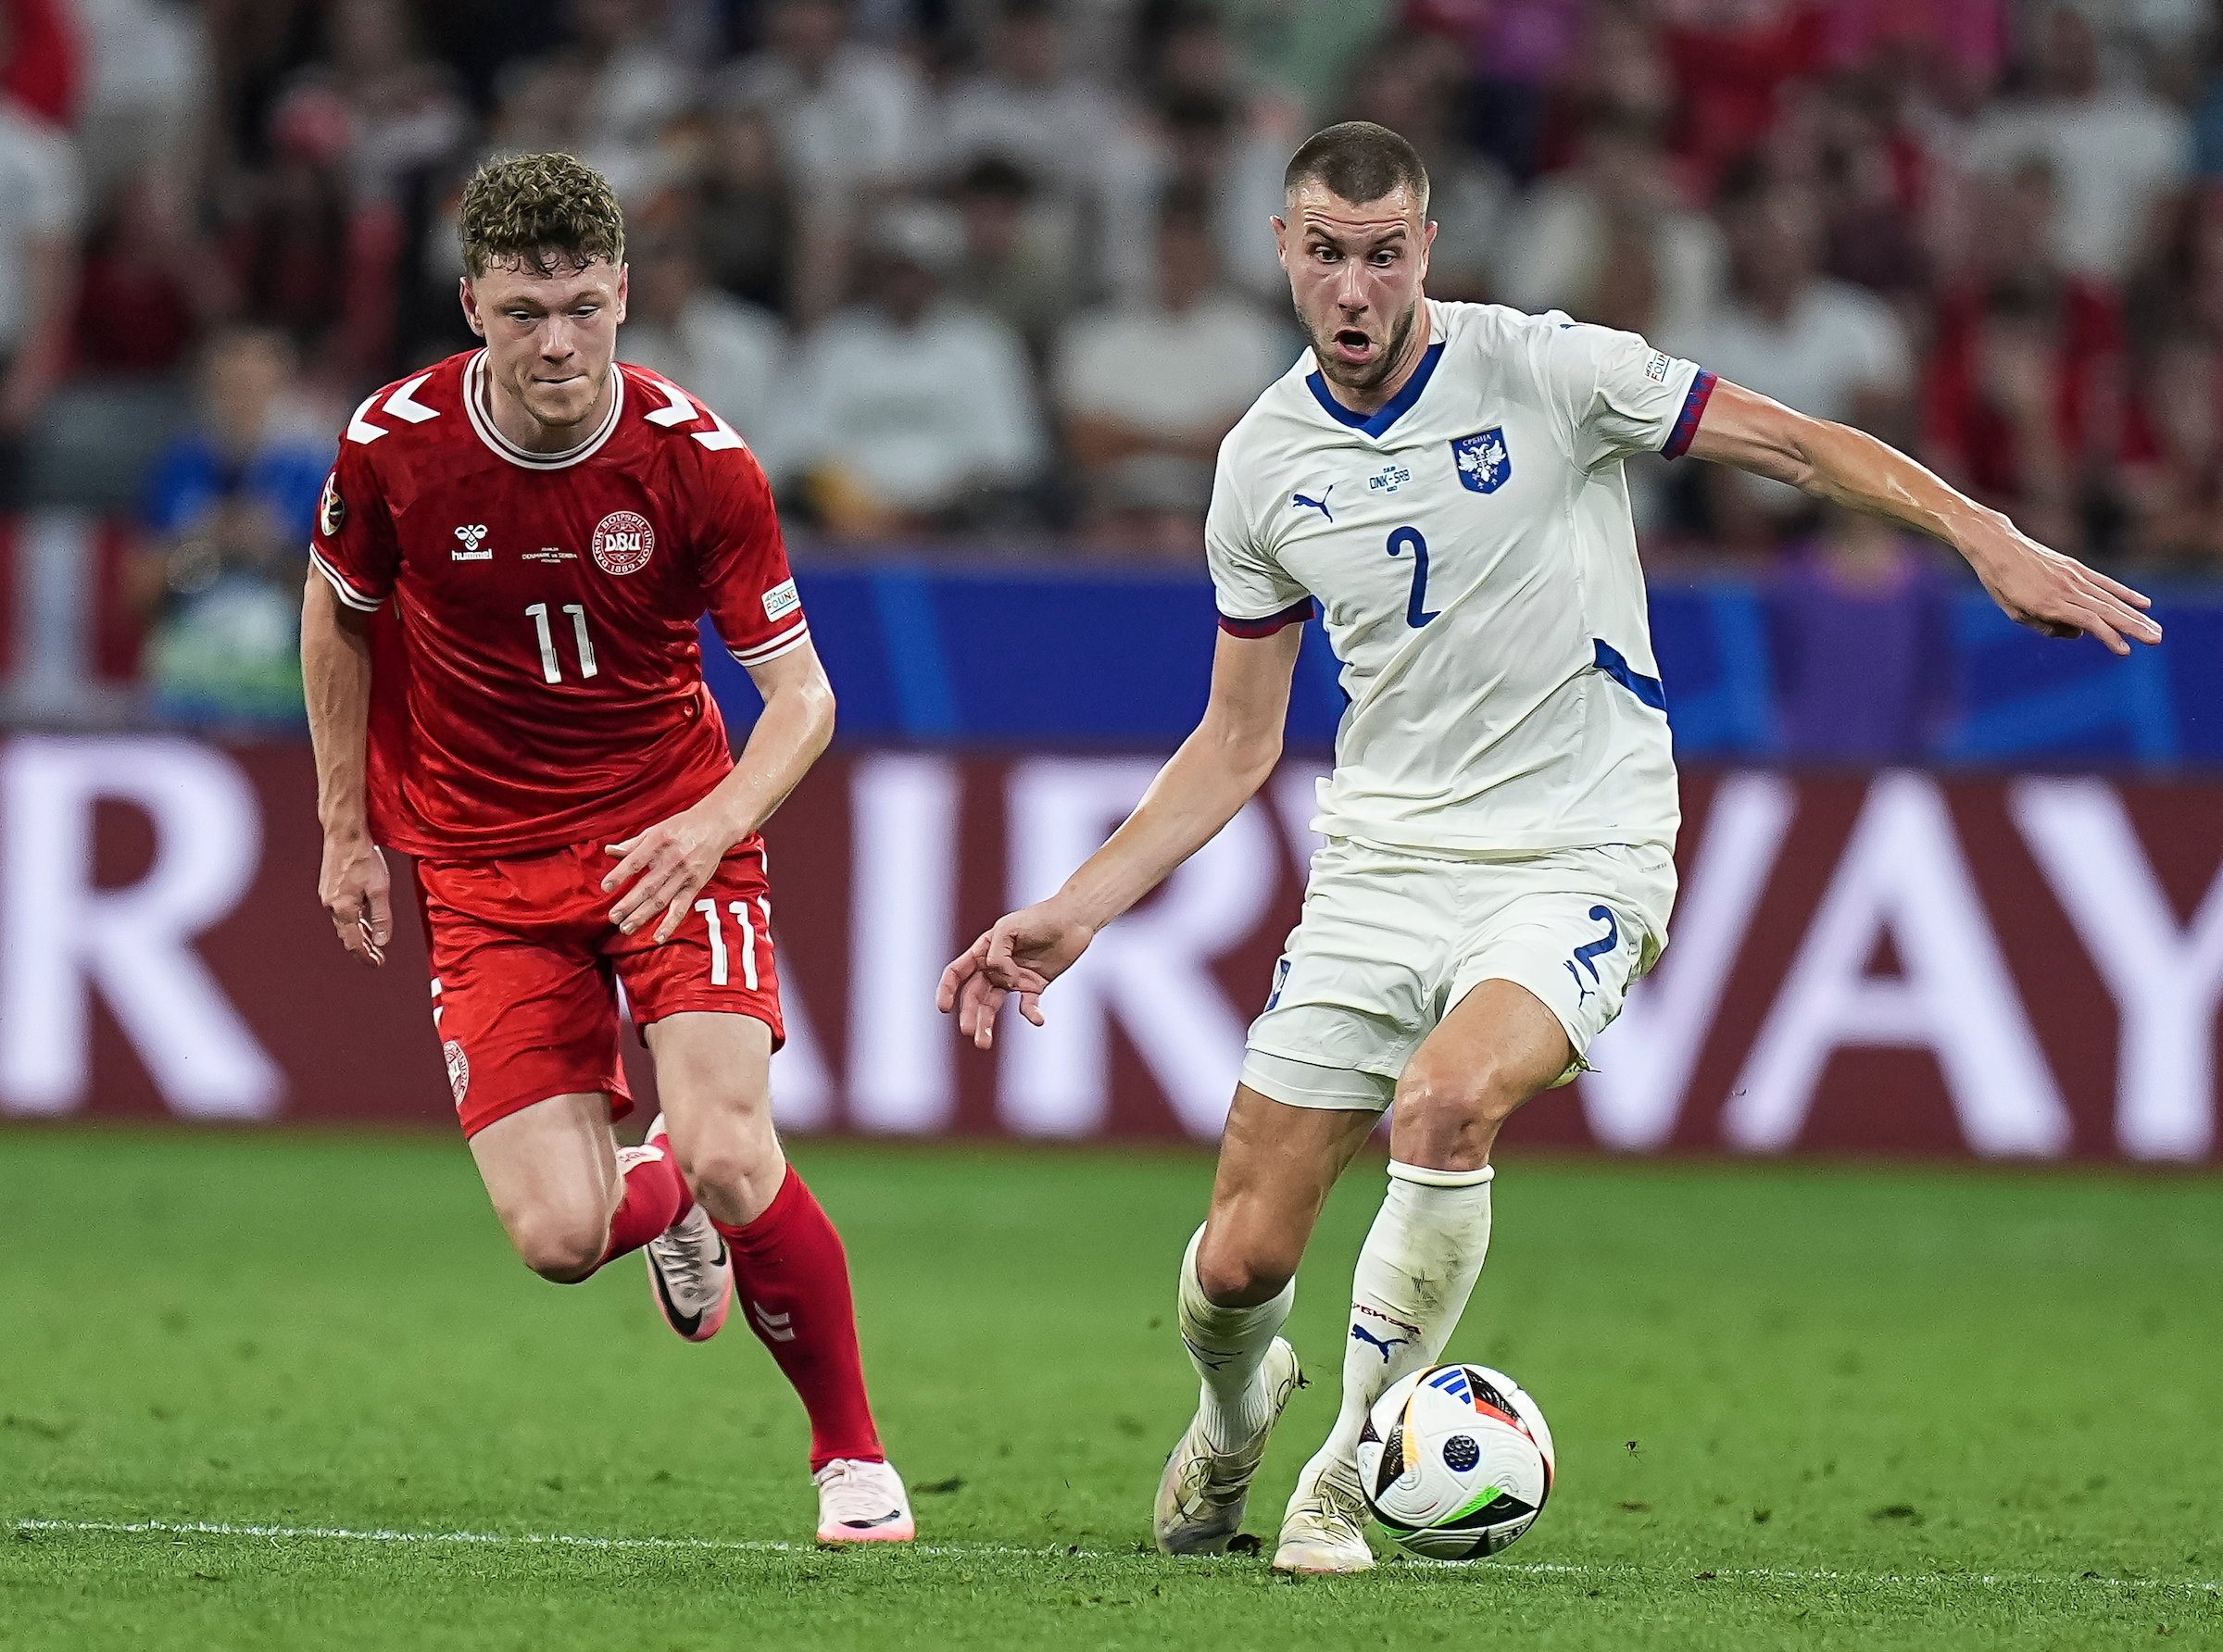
[524,603,598,684]
[1387,527,1438,627]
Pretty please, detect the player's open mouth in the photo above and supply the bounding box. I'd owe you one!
[1331,330,1375,363]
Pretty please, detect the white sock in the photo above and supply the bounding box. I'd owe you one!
[1176,1224,1295,1448]
[1302,1161,1495,1489]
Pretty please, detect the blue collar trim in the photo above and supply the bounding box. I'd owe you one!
[1306,340,1446,438]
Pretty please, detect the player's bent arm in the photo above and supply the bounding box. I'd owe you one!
[936,622,1302,1048]
[1685,379,2163,657]
[301,570,392,967]
[602,637,835,943]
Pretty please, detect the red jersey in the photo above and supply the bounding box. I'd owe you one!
[310,350,808,860]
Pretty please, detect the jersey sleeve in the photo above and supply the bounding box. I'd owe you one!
[1533,313,1716,470]
[308,434,399,611]
[695,444,810,671]
[1206,440,1313,636]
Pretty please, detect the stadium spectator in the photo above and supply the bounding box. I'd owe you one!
[718,0,929,322]
[685,106,796,316]
[1342,34,1510,305]
[133,326,330,722]
[1676,167,1911,539]
[2119,334,2223,574]
[1494,111,1723,344]
[565,0,697,159]
[1149,90,1287,307]
[1052,181,1290,551]
[778,201,1046,537]
[72,168,227,377]
[0,19,82,509]
[1402,0,1584,184]
[938,0,1157,309]
[1965,4,2192,284]
[618,221,789,465]
[947,156,1074,364]
[1923,163,2127,557]
[1214,0,1391,129]
[1658,0,1827,189]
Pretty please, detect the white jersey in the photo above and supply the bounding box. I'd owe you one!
[1206,298,1711,856]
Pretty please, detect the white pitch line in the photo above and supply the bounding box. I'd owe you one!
[13,1520,2220,1596]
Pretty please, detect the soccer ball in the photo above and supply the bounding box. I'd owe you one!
[1354,1363,1555,1560]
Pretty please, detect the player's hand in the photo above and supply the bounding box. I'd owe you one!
[1962,514,2162,657]
[319,832,391,968]
[936,899,1098,1051]
[603,806,733,944]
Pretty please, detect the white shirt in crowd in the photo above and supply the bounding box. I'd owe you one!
[1966,89,2192,282]
[1053,290,1293,434]
[618,291,789,474]
[1670,278,1909,428]
[0,100,81,356]
[780,298,1045,512]
[1207,299,1701,857]
[720,44,927,217]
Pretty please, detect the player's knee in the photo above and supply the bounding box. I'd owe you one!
[1396,1054,1528,1142]
[1194,1228,1295,1308]
[509,1208,607,1283]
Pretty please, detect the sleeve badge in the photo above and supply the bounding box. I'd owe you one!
[318,471,347,538]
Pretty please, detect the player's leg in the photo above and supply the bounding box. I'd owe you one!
[647,1009,910,1541]
[466,1091,691,1282]
[1277,850,1674,1571]
[420,856,690,1283]
[1156,1084,1378,1554]
[1275,979,1569,1572]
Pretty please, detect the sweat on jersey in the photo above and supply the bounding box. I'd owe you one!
[310,349,810,860]
[1206,299,1714,857]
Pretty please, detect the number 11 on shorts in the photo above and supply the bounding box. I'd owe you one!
[693,896,771,988]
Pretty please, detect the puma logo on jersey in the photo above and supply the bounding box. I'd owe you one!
[1291,486,1334,521]
[452,524,491,560]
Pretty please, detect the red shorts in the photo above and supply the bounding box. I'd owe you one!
[412,836,785,1138]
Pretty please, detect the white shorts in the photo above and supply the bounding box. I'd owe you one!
[1239,837,1677,1111]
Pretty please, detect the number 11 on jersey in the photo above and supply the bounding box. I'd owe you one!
[525,603,598,683]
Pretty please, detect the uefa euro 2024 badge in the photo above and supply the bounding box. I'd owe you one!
[1452,428,1512,494]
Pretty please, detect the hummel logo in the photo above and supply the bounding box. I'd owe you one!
[1350,1322,1413,1363]
[752,1300,796,1343]
[452,524,491,560]
[1292,486,1334,522]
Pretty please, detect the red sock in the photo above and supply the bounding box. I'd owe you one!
[596,1142,694,1270]
[713,1166,885,1471]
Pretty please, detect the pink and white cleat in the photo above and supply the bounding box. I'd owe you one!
[813,1458,916,1544]
[636,1115,732,1343]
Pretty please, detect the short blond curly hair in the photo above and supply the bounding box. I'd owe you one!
[458,152,625,279]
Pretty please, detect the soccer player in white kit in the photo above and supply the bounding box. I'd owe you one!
[938,123,2159,1572]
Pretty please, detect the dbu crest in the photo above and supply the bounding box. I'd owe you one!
[1452,428,1512,494]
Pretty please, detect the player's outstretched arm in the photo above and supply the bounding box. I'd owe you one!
[1684,380,2163,657]
[301,570,392,967]
[937,621,1304,1050]
[602,637,836,943]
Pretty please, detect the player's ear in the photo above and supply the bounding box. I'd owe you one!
[1272,214,1290,270]
[612,261,629,327]
[459,275,484,337]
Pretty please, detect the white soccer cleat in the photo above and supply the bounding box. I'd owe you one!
[1274,1453,1376,1573]
[813,1458,915,1543]
[1154,1336,1302,1555]
[637,1116,732,1344]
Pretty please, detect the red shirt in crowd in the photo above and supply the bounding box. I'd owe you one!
[309,350,808,861]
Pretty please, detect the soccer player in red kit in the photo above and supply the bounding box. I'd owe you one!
[299,153,912,1544]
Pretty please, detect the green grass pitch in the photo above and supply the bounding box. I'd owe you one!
[3,1131,2219,1650]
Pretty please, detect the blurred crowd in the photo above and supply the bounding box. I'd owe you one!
[6,0,2223,723]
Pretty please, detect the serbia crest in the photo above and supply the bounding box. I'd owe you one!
[1451,428,1512,494]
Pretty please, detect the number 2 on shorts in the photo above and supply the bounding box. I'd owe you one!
[693,896,772,989]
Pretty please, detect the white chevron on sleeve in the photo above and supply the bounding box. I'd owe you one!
[382,372,439,423]
[343,392,387,444]
[642,374,698,427]
[691,407,746,451]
